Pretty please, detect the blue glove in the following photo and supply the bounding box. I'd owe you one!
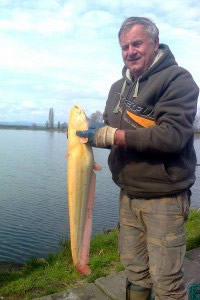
[76,123,105,146]
[76,123,117,148]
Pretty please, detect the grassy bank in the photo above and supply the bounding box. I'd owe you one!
[0,209,200,300]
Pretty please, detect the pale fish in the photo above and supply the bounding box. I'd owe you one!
[67,105,101,275]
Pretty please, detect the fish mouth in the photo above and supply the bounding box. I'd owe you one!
[73,105,83,114]
[72,105,87,124]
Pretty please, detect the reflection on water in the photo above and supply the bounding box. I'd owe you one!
[0,130,199,263]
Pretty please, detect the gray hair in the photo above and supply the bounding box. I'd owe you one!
[118,17,159,42]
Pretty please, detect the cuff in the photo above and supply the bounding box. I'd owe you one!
[94,126,117,147]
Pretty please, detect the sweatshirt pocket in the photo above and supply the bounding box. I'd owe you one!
[122,153,191,186]
[123,154,174,183]
[158,159,174,182]
[158,155,190,183]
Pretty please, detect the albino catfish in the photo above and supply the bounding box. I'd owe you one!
[67,105,101,275]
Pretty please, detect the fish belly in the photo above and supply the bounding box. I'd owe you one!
[67,143,94,275]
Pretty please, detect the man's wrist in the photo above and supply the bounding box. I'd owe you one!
[114,129,126,146]
[94,126,117,147]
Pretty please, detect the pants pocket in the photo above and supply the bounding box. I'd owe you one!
[175,191,190,221]
[151,232,186,277]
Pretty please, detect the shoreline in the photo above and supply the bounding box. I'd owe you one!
[0,210,200,299]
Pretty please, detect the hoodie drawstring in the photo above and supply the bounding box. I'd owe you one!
[132,78,140,98]
[113,80,127,113]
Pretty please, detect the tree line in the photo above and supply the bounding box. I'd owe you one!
[44,108,103,130]
[44,108,68,130]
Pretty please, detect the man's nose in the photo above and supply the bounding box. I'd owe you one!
[127,45,137,57]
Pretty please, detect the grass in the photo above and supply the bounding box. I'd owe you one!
[0,230,122,300]
[185,209,200,250]
[0,209,200,300]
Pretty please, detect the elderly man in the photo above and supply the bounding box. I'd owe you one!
[77,17,199,300]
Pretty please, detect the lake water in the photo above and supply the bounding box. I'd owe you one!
[0,130,200,264]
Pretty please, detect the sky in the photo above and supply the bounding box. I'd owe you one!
[0,0,199,125]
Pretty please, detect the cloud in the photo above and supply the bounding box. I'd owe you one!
[21,100,36,110]
[0,34,64,70]
[0,10,72,34]
[0,0,89,35]
[0,0,199,123]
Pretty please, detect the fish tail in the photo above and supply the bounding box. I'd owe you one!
[75,263,91,275]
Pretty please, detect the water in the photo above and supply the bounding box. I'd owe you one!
[0,130,200,264]
[0,130,119,263]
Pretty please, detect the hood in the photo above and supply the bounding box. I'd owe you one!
[113,44,178,113]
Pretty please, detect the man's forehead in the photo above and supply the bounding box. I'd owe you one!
[120,26,150,44]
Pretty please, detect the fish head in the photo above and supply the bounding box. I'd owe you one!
[69,105,89,131]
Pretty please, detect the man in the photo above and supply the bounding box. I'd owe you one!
[77,17,199,299]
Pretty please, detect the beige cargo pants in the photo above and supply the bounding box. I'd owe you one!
[119,190,190,300]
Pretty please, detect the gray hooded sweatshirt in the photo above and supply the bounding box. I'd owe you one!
[103,44,199,198]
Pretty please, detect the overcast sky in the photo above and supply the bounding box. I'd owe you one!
[0,0,199,124]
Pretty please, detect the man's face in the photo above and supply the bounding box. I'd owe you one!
[119,24,159,79]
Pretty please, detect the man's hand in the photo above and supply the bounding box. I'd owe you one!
[76,123,117,148]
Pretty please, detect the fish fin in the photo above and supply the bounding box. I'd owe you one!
[65,153,69,158]
[79,137,88,144]
[93,162,102,171]
[80,171,96,274]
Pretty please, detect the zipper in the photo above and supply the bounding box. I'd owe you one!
[118,76,142,194]
[119,81,136,129]
[118,81,135,192]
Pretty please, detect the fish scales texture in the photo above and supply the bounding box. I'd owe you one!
[67,105,95,275]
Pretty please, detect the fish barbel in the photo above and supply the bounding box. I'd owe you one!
[67,105,100,275]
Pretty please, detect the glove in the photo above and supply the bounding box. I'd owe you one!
[76,123,117,148]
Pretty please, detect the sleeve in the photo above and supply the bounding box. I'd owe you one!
[103,81,120,126]
[125,69,199,153]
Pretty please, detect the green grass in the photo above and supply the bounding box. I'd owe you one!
[0,209,200,300]
[0,230,122,299]
[185,209,200,250]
